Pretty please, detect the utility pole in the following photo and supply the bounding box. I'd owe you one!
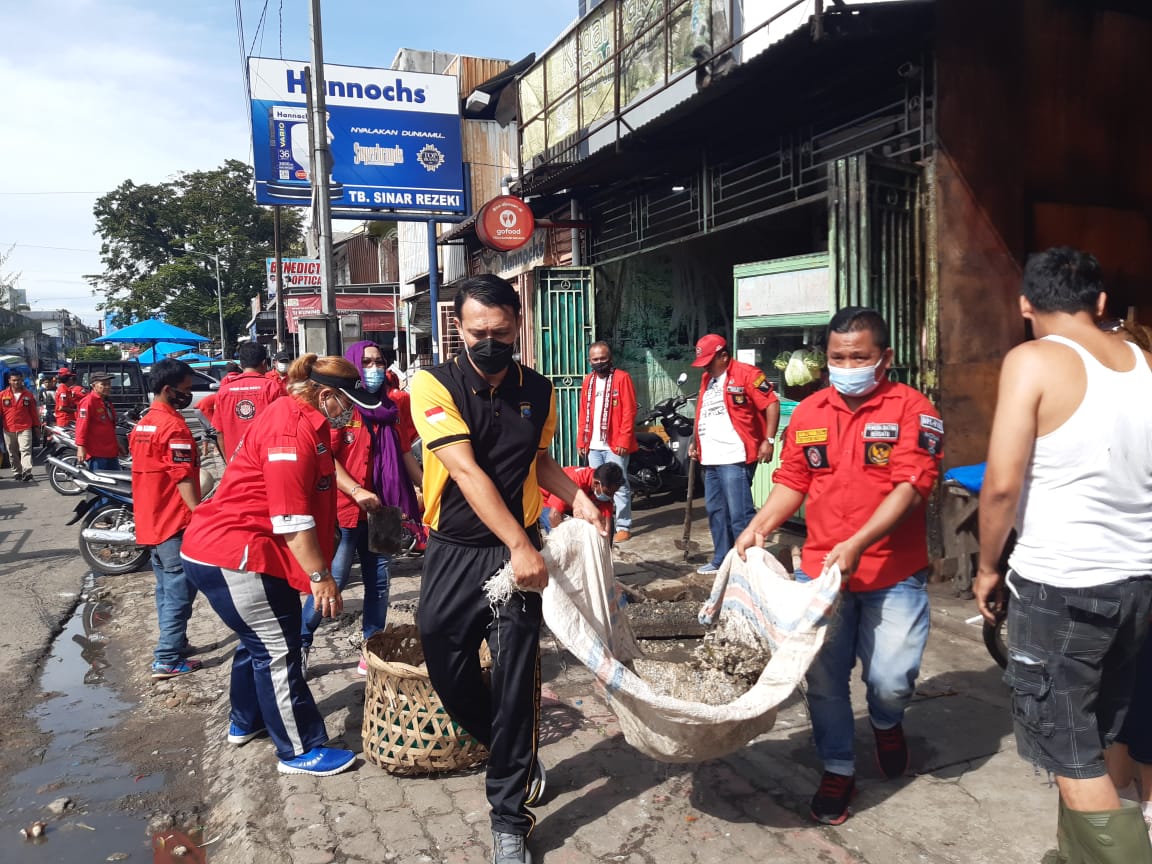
[213,253,227,358]
[273,206,286,351]
[308,0,340,355]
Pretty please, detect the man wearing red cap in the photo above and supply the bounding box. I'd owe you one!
[55,368,80,427]
[688,333,780,575]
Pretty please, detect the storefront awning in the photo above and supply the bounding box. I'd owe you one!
[283,294,399,334]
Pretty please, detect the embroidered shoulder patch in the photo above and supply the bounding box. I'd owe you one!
[920,414,944,434]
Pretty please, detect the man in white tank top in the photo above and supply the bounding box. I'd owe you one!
[976,246,1152,862]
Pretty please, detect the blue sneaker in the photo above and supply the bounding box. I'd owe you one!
[151,659,202,679]
[696,562,720,575]
[276,747,356,777]
[227,722,266,746]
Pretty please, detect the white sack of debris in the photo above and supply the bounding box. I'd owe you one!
[484,519,841,763]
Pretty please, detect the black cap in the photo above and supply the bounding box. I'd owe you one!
[89,372,113,382]
[274,350,292,363]
[308,370,381,410]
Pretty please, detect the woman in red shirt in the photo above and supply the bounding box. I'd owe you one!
[180,354,382,777]
[300,341,421,676]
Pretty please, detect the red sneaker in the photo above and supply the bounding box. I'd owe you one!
[810,771,855,825]
[873,722,910,779]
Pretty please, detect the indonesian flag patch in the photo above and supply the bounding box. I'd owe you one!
[424,406,447,424]
[267,446,298,462]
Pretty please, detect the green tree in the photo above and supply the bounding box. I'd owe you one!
[69,345,120,362]
[87,160,305,350]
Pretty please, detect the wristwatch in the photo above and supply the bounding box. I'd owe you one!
[309,568,331,583]
[765,437,776,445]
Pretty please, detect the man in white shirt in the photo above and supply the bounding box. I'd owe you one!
[688,334,779,575]
[976,247,1152,863]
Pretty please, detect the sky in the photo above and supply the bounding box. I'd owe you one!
[0,0,576,327]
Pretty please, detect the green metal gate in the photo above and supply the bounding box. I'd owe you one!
[829,155,925,390]
[533,267,594,467]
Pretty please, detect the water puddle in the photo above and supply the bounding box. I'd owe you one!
[0,574,177,861]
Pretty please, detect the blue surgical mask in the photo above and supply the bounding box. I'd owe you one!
[363,368,386,393]
[595,491,612,502]
[827,360,883,398]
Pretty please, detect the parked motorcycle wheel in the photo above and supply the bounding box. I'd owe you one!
[983,604,1009,670]
[48,454,85,496]
[80,504,149,575]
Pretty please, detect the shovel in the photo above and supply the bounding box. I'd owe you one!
[673,457,700,560]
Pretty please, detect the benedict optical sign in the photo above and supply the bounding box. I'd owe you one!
[476,196,535,251]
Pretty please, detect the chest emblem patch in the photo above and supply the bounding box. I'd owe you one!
[865,441,893,466]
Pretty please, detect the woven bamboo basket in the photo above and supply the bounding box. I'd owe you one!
[361,624,490,775]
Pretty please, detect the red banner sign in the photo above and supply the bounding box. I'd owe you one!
[283,294,397,333]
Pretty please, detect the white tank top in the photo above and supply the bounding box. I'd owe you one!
[1009,335,1152,587]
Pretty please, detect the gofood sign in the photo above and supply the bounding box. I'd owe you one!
[247,58,465,213]
[476,196,535,252]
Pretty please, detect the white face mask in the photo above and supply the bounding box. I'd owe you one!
[827,359,883,397]
[275,362,289,374]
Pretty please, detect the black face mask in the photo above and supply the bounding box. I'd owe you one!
[168,387,193,410]
[467,339,516,375]
[590,361,612,376]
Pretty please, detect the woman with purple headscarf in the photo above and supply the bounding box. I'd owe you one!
[299,341,422,675]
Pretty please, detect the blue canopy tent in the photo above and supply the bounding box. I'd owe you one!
[135,341,205,364]
[93,320,210,346]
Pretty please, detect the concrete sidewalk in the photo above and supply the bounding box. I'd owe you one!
[169,495,1056,864]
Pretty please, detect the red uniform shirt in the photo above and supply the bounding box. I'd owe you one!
[181,396,337,592]
[55,383,79,425]
[265,369,288,390]
[577,369,638,454]
[693,359,779,464]
[387,387,418,450]
[196,393,218,425]
[130,402,200,545]
[542,466,615,522]
[75,391,120,458]
[0,388,38,432]
[214,371,284,459]
[773,380,943,592]
[331,408,414,528]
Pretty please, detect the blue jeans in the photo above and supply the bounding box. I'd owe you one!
[702,462,757,568]
[300,524,391,647]
[798,569,931,776]
[586,448,631,530]
[88,456,121,472]
[151,533,198,666]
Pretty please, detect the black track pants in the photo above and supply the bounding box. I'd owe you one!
[417,533,542,836]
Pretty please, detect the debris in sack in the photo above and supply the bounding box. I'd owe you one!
[631,629,769,705]
[20,821,47,839]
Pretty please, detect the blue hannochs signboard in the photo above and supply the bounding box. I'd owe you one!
[247,57,465,213]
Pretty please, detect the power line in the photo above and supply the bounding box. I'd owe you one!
[248,0,270,57]
[0,191,102,196]
[0,242,101,253]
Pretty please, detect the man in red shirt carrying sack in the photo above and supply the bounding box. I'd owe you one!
[688,333,780,575]
[130,359,203,679]
[1,370,39,481]
[75,372,122,471]
[735,307,942,826]
[215,342,283,461]
[577,342,637,543]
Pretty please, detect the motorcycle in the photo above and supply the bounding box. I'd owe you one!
[49,456,150,575]
[943,462,1013,669]
[41,424,84,496]
[48,444,221,576]
[41,406,142,496]
[629,374,697,499]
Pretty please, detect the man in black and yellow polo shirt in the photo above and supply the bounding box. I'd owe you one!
[411,274,604,864]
